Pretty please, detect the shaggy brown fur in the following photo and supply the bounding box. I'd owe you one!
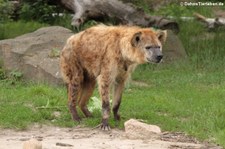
[60,25,167,130]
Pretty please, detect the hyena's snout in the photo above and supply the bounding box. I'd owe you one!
[146,45,163,63]
[152,46,163,63]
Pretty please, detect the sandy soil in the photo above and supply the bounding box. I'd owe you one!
[0,124,221,149]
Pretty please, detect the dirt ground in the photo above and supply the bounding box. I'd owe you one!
[0,124,222,149]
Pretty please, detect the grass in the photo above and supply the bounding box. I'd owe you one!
[154,2,214,17]
[0,21,48,40]
[132,62,225,145]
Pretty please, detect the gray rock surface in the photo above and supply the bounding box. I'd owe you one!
[0,26,73,85]
[124,119,161,140]
[23,138,42,149]
[163,30,187,61]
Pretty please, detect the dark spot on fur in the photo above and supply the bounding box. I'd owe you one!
[123,63,128,71]
[102,100,110,109]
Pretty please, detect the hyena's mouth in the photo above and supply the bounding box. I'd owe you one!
[156,55,163,63]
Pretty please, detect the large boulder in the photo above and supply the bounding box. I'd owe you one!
[163,30,187,61]
[0,26,186,85]
[0,26,73,85]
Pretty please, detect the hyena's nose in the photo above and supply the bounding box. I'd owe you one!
[156,55,163,62]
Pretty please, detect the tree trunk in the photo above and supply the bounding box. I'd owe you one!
[57,0,74,12]
[59,0,179,33]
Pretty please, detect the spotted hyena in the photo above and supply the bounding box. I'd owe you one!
[60,25,167,130]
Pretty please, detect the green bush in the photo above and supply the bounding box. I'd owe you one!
[52,13,73,30]
[0,69,23,83]
[0,0,13,23]
[0,69,6,80]
[19,0,65,24]
[9,70,23,82]
[0,59,5,80]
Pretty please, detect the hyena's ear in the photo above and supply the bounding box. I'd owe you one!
[131,32,142,47]
[156,30,167,43]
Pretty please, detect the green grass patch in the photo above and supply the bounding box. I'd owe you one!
[154,3,214,17]
[0,21,48,40]
[0,81,91,128]
[132,63,225,143]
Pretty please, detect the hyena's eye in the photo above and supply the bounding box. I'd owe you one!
[145,45,160,50]
[145,46,152,50]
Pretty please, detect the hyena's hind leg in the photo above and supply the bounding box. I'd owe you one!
[66,65,84,122]
[67,81,82,122]
[60,46,83,122]
[78,74,96,118]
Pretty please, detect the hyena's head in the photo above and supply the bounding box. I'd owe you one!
[130,29,167,64]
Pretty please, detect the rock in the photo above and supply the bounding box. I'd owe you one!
[0,26,186,85]
[124,119,161,140]
[23,138,42,149]
[163,30,187,61]
[0,26,73,85]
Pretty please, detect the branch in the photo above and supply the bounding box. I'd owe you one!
[194,12,225,29]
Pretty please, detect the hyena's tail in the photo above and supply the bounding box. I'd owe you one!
[60,32,84,84]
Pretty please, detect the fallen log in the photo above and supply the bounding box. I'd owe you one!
[194,12,225,29]
[58,0,179,33]
[57,0,74,13]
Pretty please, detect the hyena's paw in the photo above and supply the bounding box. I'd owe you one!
[100,119,111,131]
[69,105,81,122]
[72,115,82,123]
[85,112,93,118]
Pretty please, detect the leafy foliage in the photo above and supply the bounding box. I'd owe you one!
[0,68,23,84]
[0,59,6,80]
[48,48,60,58]
[19,0,65,24]
[0,68,6,80]
[9,70,23,81]
[0,0,13,23]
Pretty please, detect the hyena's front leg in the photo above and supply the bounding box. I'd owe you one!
[98,74,111,131]
[68,83,81,122]
[112,78,126,121]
